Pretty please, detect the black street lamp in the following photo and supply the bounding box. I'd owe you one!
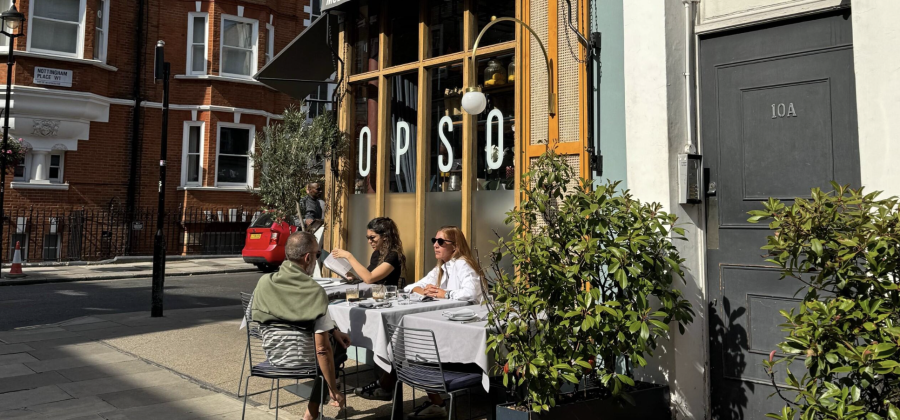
[0,1,25,274]
[151,40,170,317]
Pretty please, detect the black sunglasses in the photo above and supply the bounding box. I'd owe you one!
[366,235,378,242]
[431,238,454,247]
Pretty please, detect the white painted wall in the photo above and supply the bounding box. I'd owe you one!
[852,0,900,198]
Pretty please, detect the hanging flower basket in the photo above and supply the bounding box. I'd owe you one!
[0,135,26,171]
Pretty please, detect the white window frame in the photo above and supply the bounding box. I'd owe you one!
[265,23,274,64]
[13,153,30,182]
[215,122,255,188]
[186,11,209,76]
[48,153,64,183]
[92,0,109,62]
[181,121,205,187]
[27,0,87,58]
[218,14,258,79]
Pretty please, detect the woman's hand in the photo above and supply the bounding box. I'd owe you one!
[331,249,352,259]
[424,284,448,299]
[330,389,346,409]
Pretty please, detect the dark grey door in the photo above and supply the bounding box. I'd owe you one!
[701,11,859,419]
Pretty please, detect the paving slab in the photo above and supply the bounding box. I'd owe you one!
[97,381,216,409]
[57,370,184,398]
[98,394,249,420]
[0,330,83,344]
[0,385,74,411]
[0,343,35,355]
[56,360,163,382]
[61,322,127,333]
[24,351,136,373]
[0,371,72,394]
[0,352,39,365]
[0,395,118,420]
[0,363,35,378]
[57,317,110,327]
[26,342,120,361]
[18,336,95,350]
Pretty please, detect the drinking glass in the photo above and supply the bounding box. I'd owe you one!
[385,285,398,301]
[346,285,360,306]
[372,284,386,302]
[398,292,410,305]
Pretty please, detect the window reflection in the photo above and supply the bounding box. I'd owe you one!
[352,0,380,75]
[388,1,419,67]
[353,81,378,194]
[474,0,516,47]
[428,0,463,58]
[389,73,418,193]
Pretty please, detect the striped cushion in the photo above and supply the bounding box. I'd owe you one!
[260,325,317,368]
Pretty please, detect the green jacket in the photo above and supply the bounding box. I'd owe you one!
[251,261,329,326]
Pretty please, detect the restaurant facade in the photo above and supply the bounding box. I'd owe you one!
[315,0,596,282]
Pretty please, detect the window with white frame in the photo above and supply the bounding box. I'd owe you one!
[216,124,254,187]
[220,15,258,78]
[310,0,321,20]
[181,122,204,186]
[48,154,63,182]
[13,156,25,181]
[265,23,274,64]
[92,0,108,61]
[187,12,208,75]
[29,0,86,57]
[13,152,65,184]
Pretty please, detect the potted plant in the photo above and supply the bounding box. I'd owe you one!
[485,150,695,419]
[750,184,900,419]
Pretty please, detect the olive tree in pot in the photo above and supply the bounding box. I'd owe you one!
[750,184,900,420]
[485,151,695,420]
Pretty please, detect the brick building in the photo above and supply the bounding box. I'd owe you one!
[0,0,325,261]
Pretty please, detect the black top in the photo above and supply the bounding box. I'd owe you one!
[368,250,402,286]
[302,195,323,221]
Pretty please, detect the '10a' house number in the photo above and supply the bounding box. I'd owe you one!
[771,102,797,119]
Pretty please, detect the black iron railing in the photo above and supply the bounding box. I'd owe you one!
[2,205,260,263]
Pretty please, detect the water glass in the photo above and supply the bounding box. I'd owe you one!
[398,292,410,305]
[385,285,398,301]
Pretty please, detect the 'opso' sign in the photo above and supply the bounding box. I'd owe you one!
[358,110,506,176]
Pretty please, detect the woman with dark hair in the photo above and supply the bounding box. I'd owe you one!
[330,217,406,286]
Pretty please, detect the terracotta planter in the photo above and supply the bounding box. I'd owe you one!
[495,383,670,420]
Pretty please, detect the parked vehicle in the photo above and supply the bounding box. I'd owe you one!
[241,213,299,271]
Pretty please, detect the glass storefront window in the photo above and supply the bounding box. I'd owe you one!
[428,64,464,192]
[388,72,419,193]
[473,0,516,48]
[387,1,419,67]
[427,0,463,58]
[475,54,515,191]
[353,81,379,195]
[351,0,380,75]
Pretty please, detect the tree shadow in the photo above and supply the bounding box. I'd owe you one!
[709,295,752,420]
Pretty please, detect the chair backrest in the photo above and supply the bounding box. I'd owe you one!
[240,292,260,338]
[388,324,447,394]
[247,321,320,374]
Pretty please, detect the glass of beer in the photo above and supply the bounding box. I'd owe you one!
[372,284,386,302]
[346,285,360,306]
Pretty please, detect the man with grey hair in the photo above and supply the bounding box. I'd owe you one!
[251,231,350,420]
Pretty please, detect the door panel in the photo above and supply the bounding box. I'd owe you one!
[701,11,858,419]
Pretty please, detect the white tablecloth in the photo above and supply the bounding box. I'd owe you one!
[328,299,471,371]
[400,305,492,391]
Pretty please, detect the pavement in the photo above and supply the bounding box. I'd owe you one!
[0,305,495,420]
[0,257,256,286]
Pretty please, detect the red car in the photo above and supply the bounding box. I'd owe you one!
[242,213,299,271]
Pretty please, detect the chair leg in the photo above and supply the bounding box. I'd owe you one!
[448,393,455,420]
[275,378,280,420]
[237,344,248,396]
[269,379,279,410]
[241,376,251,420]
[389,380,401,420]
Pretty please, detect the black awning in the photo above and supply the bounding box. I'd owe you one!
[253,14,339,101]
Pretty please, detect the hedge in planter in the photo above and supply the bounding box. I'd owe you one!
[485,150,695,414]
[750,184,900,420]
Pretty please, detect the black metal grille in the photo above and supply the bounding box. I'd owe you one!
[2,205,259,263]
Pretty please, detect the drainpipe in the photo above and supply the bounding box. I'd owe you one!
[682,0,698,154]
[126,0,145,254]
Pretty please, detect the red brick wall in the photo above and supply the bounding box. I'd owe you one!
[1,0,313,213]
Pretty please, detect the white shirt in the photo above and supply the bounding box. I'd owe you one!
[404,258,483,303]
[314,311,335,334]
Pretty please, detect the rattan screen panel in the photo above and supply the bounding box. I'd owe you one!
[557,0,581,143]
[529,1,549,146]
[530,154,581,231]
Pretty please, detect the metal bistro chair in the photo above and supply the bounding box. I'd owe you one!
[388,324,483,420]
[242,317,340,420]
[238,293,276,399]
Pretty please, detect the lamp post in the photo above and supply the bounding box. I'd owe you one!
[0,1,24,275]
[151,41,170,317]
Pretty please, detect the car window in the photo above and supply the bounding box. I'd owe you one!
[250,213,276,228]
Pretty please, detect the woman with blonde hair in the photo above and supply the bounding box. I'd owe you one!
[405,225,484,303]
[331,217,406,285]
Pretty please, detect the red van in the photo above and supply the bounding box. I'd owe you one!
[241,213,299,271]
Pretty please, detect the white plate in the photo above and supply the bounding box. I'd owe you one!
[448,313,478,321]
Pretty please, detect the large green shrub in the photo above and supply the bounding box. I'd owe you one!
[750,183,900,420]
[485,150,694,413]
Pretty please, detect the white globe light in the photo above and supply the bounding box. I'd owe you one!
[461,90,487,115]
